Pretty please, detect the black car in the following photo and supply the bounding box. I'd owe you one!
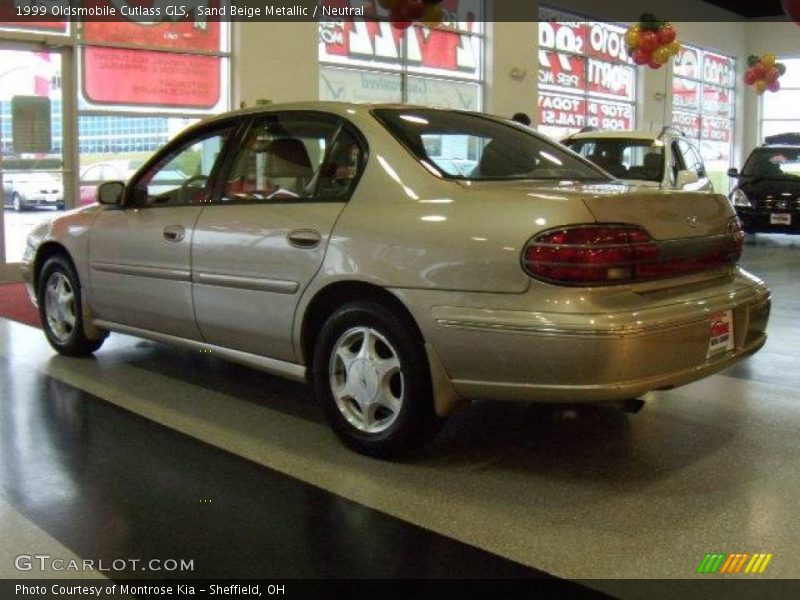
[729,133,800,235]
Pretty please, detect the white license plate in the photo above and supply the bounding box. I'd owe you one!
[771,213,792,225]
[707,310,734,358]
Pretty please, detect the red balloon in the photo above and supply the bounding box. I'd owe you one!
[752,62,767,79]
[768,79,781,92]
[648,59,663,70]
[766,66,781,82]
[743,69,757,85]
[638,31,658,53]
[390,4,412,28]
[401,0,426,20]
[782,0,800,25]
[657,24,677,45]
[632,48,651,65]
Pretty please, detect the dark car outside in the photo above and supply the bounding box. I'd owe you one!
[729,134,800,235]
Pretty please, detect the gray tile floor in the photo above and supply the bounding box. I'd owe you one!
[0,234,798,588]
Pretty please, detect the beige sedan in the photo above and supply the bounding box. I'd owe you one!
[22,103,770,458]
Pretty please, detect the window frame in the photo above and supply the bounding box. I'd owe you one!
[124,118,244,209]
[210,111,370,206]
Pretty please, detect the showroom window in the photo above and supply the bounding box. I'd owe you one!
[0,17,231,266]
[77,21,231,199]
[318,0,484,111]
[537,7,637,140]
[761,58,800,140]
[671,45,735,192]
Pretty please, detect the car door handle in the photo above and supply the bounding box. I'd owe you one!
[287,229,321,249]
[163,225,186,242]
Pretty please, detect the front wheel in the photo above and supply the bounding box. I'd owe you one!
[38,255,106,356]
[12,193,24,212]
[313,301,444,459]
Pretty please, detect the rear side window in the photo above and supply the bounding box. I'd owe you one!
[374,109,608,182]
[567,138,664,182]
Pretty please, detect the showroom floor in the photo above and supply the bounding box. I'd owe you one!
[1,235,799,595]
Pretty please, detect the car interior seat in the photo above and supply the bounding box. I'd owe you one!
[264,138,313,197]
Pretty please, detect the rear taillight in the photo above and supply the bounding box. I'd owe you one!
[522,222,742,286]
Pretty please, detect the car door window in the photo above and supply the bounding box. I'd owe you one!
[131,127,235,207]
[677,140,703,177]
[221,114,361,203]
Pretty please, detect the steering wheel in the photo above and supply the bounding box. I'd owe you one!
[179,174,209,203]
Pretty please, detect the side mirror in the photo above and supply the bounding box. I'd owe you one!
[727,167,739,178]
[97,181,125,206]
[676,169,699,189]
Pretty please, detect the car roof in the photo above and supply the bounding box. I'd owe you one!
[565,130,668,141]
[200,101,467,124]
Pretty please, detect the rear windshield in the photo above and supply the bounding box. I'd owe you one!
[373,109,609,182]
[565,138,664,182]
[742,148,800,179]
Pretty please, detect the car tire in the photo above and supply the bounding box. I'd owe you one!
[56,202,65,211]
[313,300,445,459]
[38,255,106,357]
[12,193,24,212]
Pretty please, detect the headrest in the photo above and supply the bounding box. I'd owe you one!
[644,152,662,170]
[265,138,312,178]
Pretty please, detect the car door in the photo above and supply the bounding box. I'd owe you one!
[89,122,239,339]
[675,139,713,192]
[191,112,365,362]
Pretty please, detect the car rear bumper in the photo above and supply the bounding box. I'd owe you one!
[398,271,771,403]
[737,208,800,234]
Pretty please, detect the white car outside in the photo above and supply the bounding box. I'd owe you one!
[563,128,714,192]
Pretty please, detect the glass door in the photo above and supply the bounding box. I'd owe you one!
[1,44,66,269]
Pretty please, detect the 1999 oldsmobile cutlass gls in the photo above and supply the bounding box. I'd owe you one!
[22,103,770,457]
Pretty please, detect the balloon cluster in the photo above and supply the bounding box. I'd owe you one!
[744,54,786,94]
[624,14,681,70]
[379,0,444,29]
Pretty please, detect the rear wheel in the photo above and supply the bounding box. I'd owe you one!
[38,255,106,356]
[313,300,444,458]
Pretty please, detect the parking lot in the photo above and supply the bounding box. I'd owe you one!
[2,208,62,263]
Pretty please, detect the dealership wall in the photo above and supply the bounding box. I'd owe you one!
[233,11,798,169]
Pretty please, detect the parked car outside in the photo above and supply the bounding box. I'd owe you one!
[563,128,714,192]
[2,169,64,211]
[80,160,187,206]
[728,133,800,235]
[22,103,770,458]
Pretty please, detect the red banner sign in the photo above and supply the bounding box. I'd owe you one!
[674,46,701,80]
[701,85,732,118]
[82,47,220,108]
[673,77,700,112]
[538,93,586,129]
[538,93,633,131]
[703,51,735,88]
[538,19,634,102]
[672,112,701,138]
[586,98,634,130]
[319,0,481,75]
[702,117,731,143]
[83,19,221,52]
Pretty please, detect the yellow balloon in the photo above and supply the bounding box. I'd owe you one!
[653,46,670,65]
[668,40,681,56]
[755,79,768,94]
[421,3,443,28]
[762,53,776,68]
[624,27,641,49]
